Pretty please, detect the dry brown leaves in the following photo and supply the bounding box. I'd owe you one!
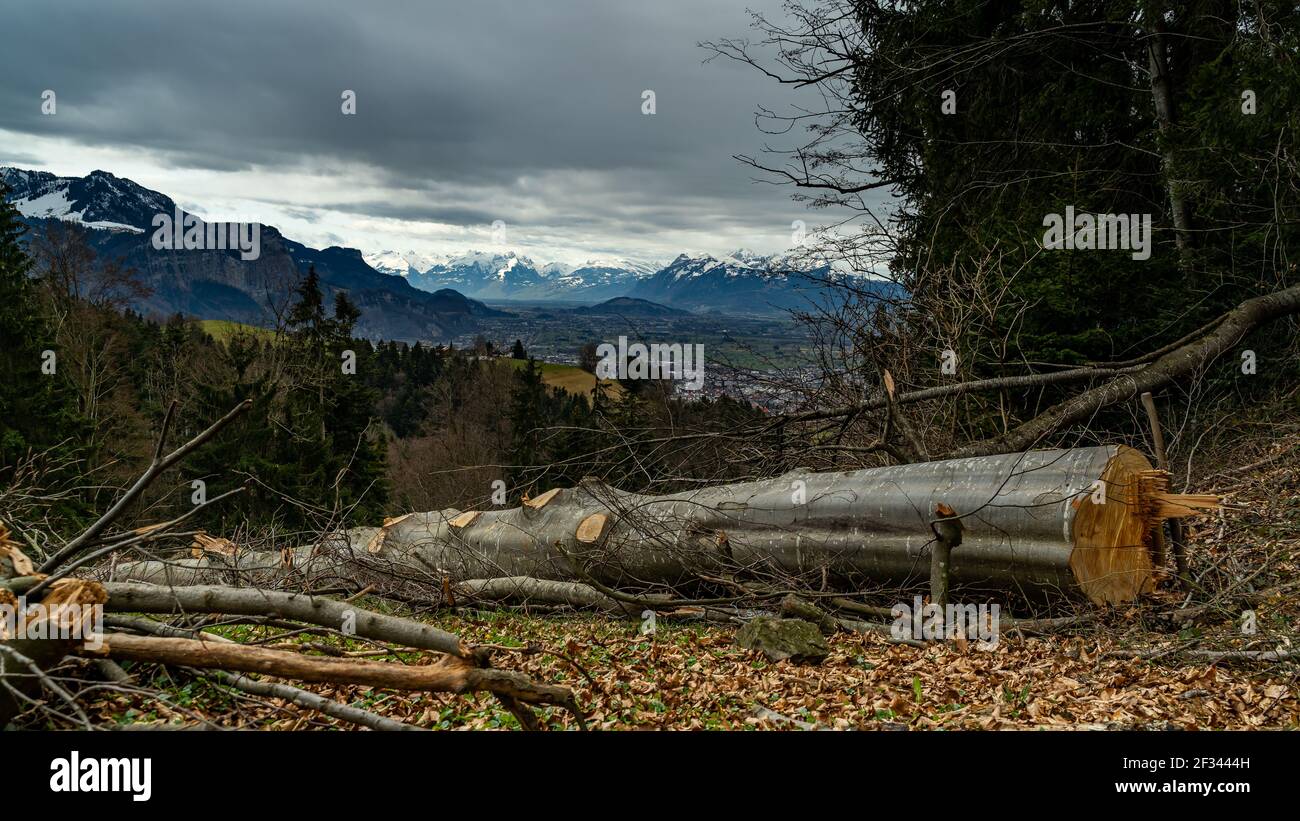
[72,610,1295,731]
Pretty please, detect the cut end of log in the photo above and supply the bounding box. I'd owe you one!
[1069,446,1219,605]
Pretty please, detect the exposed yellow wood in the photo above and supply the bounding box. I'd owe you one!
[368,513,415,553]
[1069,445,1159,605]
[575,513,608,544]
[191,533,237,559]
[1070,449,1220,604]
[524,488,562,509]
[449,511,482,529]
[1153,494,1221,518]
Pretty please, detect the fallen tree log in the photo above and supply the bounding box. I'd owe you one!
[111,446,1217,606]
[104,536,371,589]
[361,444,1216,605]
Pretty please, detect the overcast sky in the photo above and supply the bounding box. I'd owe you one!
[0,0,857,267]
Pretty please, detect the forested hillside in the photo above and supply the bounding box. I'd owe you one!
[0,213,765,551]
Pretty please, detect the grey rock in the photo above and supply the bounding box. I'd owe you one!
[736,617,830,664]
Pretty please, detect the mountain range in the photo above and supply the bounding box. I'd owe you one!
[366,250,661,303]
[626,250,836,312]
[1,168,507,341]
[2,167,862,339]
[364,247,843,312]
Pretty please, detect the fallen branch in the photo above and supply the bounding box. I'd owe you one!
[827,597,895,620]
[102,582,470,658]
[87,633,582,716]
[834,616,926,647]
[99,616,419,729]
[779,365,1144,425]
[40,400,252,573]
[949,284,1300,458]
[1002,613,1098,635]
[100,584,582,728]
[776,285,1298,447]
[456,576,634,614]
[206,670,425,731]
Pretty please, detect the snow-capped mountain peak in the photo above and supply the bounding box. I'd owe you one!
[624,249,850,313]
[575,256,661,277]
[392,250,664,301]
[0,166,169,234]
[541,261,576,277]
[724,247,770,267]
[1,166,517,341]
[364,249,447,277]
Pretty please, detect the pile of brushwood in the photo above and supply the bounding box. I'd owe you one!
[1,402,583,731]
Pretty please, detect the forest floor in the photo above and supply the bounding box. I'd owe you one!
[77,433,1300,731]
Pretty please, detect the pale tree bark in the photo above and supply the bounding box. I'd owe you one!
[112,446,1217,608]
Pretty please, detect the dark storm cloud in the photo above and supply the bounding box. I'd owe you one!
[0,149,45,166]
[320,200,518,228]
[0,0,835,255]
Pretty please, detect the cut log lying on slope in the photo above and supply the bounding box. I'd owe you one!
[109,446,1218,606]
[364,445,1217,605]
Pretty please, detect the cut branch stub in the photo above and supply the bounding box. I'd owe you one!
[575,513,609,544]
[524,489,562,510]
